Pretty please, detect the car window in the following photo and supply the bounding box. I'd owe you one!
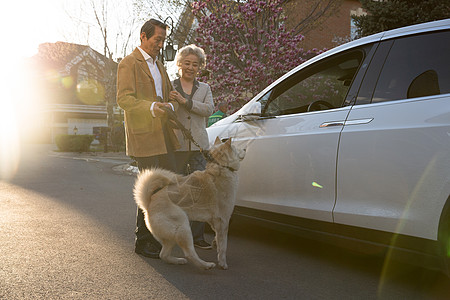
[354,41,393,105]
[262,50,364,116]
[372,30,450,103]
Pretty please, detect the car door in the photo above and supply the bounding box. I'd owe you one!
[335,30,450,240]
[232,47,371,222]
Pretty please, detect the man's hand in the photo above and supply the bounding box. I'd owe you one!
[153,102,173,117]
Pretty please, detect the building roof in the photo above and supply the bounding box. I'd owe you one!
[32,41,106,71]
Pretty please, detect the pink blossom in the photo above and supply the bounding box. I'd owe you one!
[192,0,323,110]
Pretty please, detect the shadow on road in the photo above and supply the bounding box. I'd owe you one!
[4,144,449,299]
[139,215,450,299]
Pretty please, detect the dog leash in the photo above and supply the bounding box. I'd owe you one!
[161,106,237,172]
[160,106,216,165]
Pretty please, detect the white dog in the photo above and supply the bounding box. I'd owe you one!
[134,138,245,269]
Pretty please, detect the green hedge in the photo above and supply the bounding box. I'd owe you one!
[55,134,94,152]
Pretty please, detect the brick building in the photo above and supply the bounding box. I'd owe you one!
[285,0,364,51]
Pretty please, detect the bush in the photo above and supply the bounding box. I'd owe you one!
[55,134,94,152]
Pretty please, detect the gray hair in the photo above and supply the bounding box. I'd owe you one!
[175,44,206,69]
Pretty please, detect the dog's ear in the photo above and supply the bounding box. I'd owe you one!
[225,138,232,147]
[214,136,221,145]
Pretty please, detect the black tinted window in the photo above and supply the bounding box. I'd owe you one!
[263,50,364,116]
[372,30,450,103]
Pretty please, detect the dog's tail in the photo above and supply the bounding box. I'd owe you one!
[134,168,175,210]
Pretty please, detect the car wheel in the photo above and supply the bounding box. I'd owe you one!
[444,222,450,277]
[439,204,450,277]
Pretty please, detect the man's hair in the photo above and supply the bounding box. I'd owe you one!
[140,19,167,41]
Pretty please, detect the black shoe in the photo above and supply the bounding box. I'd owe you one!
[194,240,212,250]
[135,241,161,259]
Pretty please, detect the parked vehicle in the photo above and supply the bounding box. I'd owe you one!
[207,19,450,275]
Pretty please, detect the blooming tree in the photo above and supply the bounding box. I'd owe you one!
[191,0,322,111]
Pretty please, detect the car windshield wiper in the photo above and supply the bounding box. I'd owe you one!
[237,113,275,122]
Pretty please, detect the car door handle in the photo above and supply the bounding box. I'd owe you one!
[320,118,374,128]
[320,121,345,128]
[344,118,374,125]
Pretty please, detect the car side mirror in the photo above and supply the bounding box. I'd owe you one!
[237,102,262,121]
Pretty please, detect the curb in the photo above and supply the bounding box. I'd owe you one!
[51,150,139,176]
[113,164,139,176]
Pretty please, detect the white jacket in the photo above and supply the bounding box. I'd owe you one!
[172,79,214,151]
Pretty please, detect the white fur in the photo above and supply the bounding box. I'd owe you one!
[134,138,245,270]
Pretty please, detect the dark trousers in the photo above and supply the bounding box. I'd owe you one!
[134,151,177,245]
[174,150,207,242]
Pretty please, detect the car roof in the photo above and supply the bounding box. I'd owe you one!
[381,18,450,41]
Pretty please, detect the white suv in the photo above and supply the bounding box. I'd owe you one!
[207,19,450,275]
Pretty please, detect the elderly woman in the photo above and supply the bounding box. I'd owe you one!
[169,44,214,249]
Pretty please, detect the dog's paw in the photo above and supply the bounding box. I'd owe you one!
[204,262,216,270]
[176,258,188,265]
[218,262,228,270]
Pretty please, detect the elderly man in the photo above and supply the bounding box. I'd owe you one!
[117,19,179,259]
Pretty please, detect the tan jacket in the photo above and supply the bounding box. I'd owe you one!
[117,48,179,157]
[172,79,214,151]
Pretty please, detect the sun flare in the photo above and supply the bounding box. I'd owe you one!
[0,5,37,179]
[0,88,21,180]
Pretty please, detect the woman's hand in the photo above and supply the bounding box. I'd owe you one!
[169,91,187,105]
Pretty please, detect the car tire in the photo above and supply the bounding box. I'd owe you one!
[439,199,450,277]
[443,222,450,277]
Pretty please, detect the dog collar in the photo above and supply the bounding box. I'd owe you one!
[203,151,237,172]
[221,164,237,172]
[214,162,237,172]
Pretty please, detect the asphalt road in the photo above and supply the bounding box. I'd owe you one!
[1,144,449,299]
